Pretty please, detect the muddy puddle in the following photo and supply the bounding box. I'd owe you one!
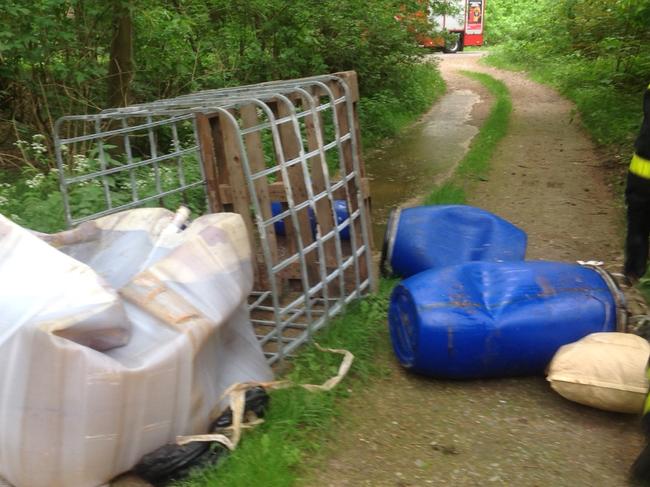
[365,88,481,245]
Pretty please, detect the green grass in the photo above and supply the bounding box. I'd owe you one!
[423,181,466,205]
[180,279,396,487]
[423,70,512,205]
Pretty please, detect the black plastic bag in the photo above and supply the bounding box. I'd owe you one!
[134,386,269,486]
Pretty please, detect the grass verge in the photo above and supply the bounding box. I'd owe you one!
[483,46,639,154]
[423,70,512,205]
[179,279,397,487]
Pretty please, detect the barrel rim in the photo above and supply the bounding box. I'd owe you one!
[585,264,628,332]
[389,283,419,368]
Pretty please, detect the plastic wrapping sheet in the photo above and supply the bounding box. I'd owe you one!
[0,209,272,487]
[0,213,132,351]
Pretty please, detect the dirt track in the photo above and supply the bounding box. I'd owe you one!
[301,53,642,486]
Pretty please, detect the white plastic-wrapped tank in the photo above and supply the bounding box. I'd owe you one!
[0,208,272,487]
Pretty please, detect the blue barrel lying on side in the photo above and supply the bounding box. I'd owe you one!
[271,200,350,240]
[388,261,625,379]
[381,205,527,278]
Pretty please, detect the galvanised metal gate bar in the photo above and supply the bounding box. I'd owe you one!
[54,72,375,364]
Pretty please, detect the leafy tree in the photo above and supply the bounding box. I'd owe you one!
[0,0,452,230]
[486,0,650,147]
[107,0,134,108]
[487,0,650,89]
[0,0,452,127]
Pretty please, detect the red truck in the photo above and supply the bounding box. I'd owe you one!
[419,0,486,53]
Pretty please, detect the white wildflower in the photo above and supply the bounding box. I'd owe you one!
[25,173,45,189]
[30,142,47,154]
[0,195,8,206]
[78,179,101,188]
[32,134,46,142]
[72,154,90,172]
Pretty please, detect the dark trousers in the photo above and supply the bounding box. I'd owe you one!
[625,172,650,280]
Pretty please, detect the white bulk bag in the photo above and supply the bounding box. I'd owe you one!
[0,209,272,487]
[546,332,650,414]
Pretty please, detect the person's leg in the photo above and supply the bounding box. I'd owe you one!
[625,206,650,281]
[625,172,650,282]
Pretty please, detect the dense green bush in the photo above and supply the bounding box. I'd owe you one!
[0,0,439,136]
[0,0,448,231]
[485,0,650,285]
[359,62,445,146]
[485,0,650,149]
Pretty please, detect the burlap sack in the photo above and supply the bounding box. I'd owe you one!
[547,332,650,414]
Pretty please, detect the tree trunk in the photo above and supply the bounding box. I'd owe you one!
[107,0,134,108]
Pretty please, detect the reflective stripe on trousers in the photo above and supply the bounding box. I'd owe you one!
[630,153,650,179]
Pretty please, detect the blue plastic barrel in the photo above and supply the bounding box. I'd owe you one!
[389,261,625,379]
[271,201,311,236]
[333,200,351,240]
[271,200,350,240]
[381,205,527,278]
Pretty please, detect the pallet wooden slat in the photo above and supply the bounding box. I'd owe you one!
[240,104,281,289]
[195,114,223,212]
[276,100,320,284]
[214,112,259,282]
[329,74,371,288]
[336,71,375,290]
[302,90,339,268]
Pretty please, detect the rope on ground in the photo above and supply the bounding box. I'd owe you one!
[175,344,354,450]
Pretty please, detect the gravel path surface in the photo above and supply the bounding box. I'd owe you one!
[302,52,642,487]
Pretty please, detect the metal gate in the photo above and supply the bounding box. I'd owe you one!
[54,72,375,364]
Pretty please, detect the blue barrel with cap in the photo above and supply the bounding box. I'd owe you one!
[381,205,527,278]
[388,261,625,379]
[332,200,351,240]
[271,200,350,240]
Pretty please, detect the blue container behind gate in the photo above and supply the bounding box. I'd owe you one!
[271,200,350,240]
[389,261,624,379]
[381,205,527,278]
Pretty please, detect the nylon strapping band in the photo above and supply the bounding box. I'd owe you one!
[176,344,354,451]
